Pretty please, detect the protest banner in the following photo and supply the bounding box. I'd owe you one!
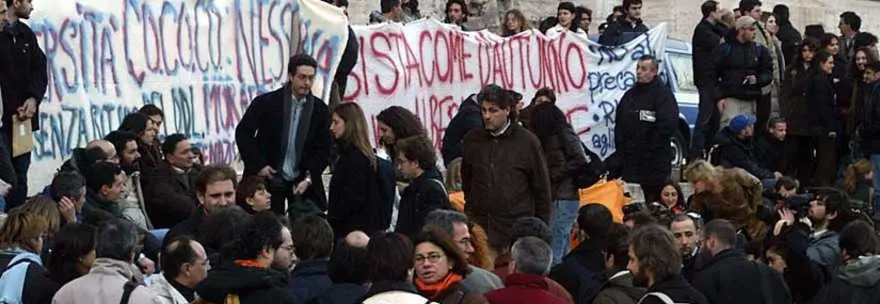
[344,19,668,159]
[24,0,349,193]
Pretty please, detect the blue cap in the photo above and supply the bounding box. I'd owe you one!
[729,114,756,134]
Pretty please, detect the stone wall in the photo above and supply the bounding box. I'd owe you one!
[346,0,880,40]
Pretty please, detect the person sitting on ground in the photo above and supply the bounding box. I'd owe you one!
[196,207,252,266]
[714,114,782,184]
[50,170,87,225]
[150,236,209,304]
[104,130,152,231]
[164,165,238,248]
[142,134,201,229]
[486,237,571,304]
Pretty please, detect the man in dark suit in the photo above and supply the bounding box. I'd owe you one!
[236,54,332,217]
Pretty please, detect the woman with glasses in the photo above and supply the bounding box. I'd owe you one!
[412,229,488,304]
[0,205,62,304]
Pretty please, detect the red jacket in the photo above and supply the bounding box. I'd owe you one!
[485,274,571,304]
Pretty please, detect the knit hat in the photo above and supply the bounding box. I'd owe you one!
[557,2,576,14]
[729,114,756,134]
[735,16,757,30]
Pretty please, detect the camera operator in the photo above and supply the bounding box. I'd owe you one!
[773,187,853,302]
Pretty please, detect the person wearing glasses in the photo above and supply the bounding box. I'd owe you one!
[149,236,210,304]
[412,229,488,304]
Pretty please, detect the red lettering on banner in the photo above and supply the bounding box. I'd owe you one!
[566,105,591,136]
[434,30,452,83]
[418,31,435,86]
[550,38,567,92]
[566,43,587,89]
[371,32,399,95]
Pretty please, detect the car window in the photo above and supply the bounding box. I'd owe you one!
[667,52,697,92]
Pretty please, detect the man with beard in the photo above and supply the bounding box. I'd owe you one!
[462,84,551,252]
[104,131,151,231]
[715,114,781,187]
[0,0,47,210]
[693,219,791,303]
[164,165,238,249]
[627,225,707,304]
[196,212,295,304]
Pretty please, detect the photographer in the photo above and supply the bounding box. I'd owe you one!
[773,188,853,302]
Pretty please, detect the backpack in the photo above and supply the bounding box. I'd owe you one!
[637,292,680,304]
[0,251,42,304]
[120,279,139,304]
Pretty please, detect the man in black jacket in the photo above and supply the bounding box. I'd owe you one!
[756,116,788,173]
[614,55,679,203]
[694,219,791,304]
[715,114,781,185]
[598,0,648,46]
[707,15,773,128]
[773,5,802,64]
[0,0,48,210]
[550,204,612,303]
[235,54,332,216]
[164,164,238,248]
[441,94,480,166]
[861,62,880,205]
[690,0,727,159]
[628,225,707,304]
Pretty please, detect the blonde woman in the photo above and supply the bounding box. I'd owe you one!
[0,203,62,304]
[328,103,388,237]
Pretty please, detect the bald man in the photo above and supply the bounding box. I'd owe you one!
[86,140,117,163]
[345,231,370,248]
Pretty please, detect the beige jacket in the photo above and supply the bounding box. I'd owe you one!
[119,171,153,231]
[52,258,162,304]
[149,274,192,304]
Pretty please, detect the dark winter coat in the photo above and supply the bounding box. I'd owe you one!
[778,223,832,303]
[289,260,332,304]
[814,255,880,304]
[313,282,368,304]
[549,238,607,304]
[693,249,792,304]
[755,135,787,173]
[613,79,679,184]
[327,144,386,237]
[235,85,332,209]
[541,126,588,200]
[782,64,813,135]
[692,20,726,88]
[714,127,776,180]
[708,39,774,101]
[195,263,295,304]
[638,275,707,304]
[396,172,452,237]
[805,70,840,135]
[598,19,649,46]
[592,272,645,304]
[163,207,207,249]
[461,123,552,249]
[485,274,571,304]
[141,162,200,229]
[0,20,47,132]
[442,95,482,165]
[860,81,880,155]
[775,15,803,64]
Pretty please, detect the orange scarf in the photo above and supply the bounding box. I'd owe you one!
[415,273,464,300]
[234,259,268,269]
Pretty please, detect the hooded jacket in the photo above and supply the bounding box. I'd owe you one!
[195,263,294,304]
[593,271,645,304]
[774,6,802,64]
[815,255,880,304]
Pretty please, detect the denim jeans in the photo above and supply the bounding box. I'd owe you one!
[871,155,880,212]
[550,200,581,264]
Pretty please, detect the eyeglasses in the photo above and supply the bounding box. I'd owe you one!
[415,252,445,264]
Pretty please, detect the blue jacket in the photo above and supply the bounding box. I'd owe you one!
[289,260,332,304]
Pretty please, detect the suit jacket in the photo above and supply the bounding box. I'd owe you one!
[236,85,332,209]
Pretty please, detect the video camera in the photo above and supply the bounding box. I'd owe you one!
[761,190,815,224]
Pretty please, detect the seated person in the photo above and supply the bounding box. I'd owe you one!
[714,114,781,186]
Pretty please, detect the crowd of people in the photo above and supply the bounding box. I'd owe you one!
[1,0,880,303]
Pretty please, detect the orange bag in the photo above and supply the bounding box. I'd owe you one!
[570,179,627,250]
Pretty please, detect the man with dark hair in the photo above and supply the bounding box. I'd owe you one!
[715,114,781,184]
[443,0,467,27]
[670,214,708,283]
[863,61,880,206]
[395,135,451,236]
[690,0,726,159]
[694,219,791,303]
[0,0,48,211]
[594,223,645,303]
[422,210,504,293]
[317,231,371,303]
[756,116,788,173]
[840,11,862,60]
[486,237,569,304]
[775,176,798,198]
[151,236,209,303]
[773,4,802,64]
[288,216,335,303]
[815,220,880,303]
[196,212,295,304]
[81,162,126,227]
[137,104,165,170]
[236,54,331,219]
[576,6,592,34]
[142,133,200,229]
[628,225,707,304]
[164,164,238,248]
[613,55,679,203]
[53,219,158,303]
[104,130,152,231]
[51,170,87,225]
[380,0,403,22]
[708,15,773,128]
[550,204,613,303]
[598,0,647,45]
[462,84,551,252]
[547,2,586,38]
